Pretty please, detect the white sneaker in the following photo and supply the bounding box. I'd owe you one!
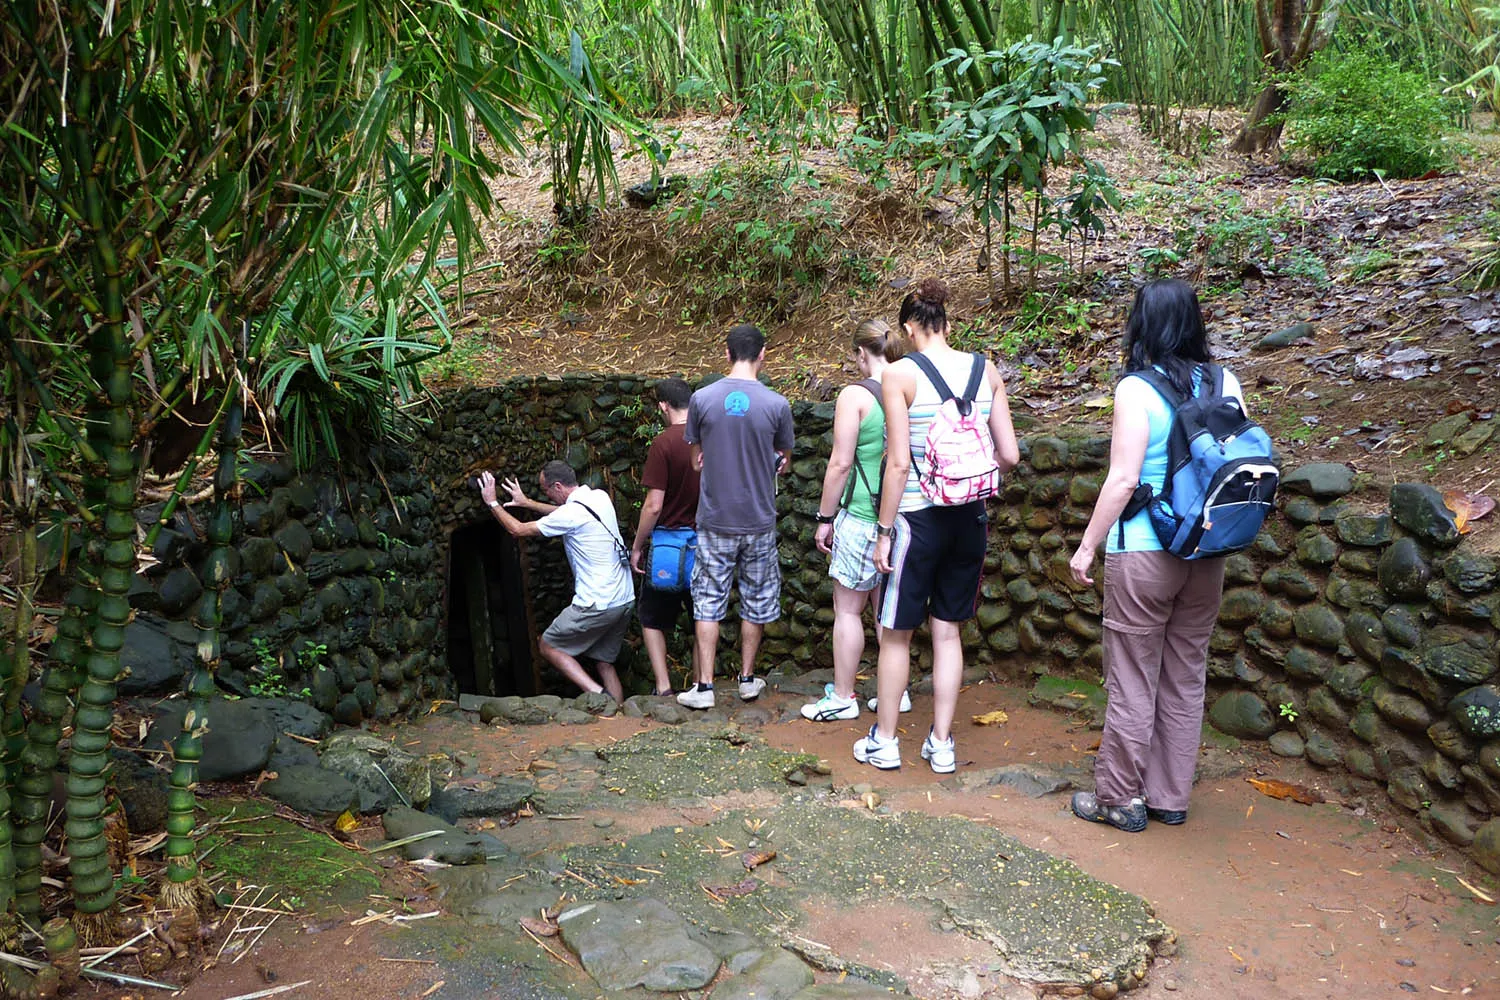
[738,676,766,701]
[800,684,859,722]
[921,729,956,774]
[677,686,715,710]
[866,690,913,713]
[852,725,901,770]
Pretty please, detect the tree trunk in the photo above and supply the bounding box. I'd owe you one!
[1230,83,1288,153]
[1231,0,1343,154]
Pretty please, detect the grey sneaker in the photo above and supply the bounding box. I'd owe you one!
[738,676,766,701]
[852,725,901,770]
[801,684,859,721]
[1071,792,1147,833]
[866,690,913,713]
[677,686,715,710]
[920,729,956,773]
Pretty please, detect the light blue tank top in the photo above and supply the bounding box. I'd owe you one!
[1106,372,1174,554]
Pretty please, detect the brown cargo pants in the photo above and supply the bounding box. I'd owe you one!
[1095,550,1226,811]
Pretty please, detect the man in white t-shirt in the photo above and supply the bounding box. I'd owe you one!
[478,462,633,702]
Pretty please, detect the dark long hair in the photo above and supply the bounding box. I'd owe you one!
[1122,279,1212,396]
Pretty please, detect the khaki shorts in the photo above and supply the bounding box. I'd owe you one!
[542,602,634,663]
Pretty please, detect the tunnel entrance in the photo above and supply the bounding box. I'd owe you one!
[446,518,537,697]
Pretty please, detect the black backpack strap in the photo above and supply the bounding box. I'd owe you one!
[1198,363,1224,399]
[1128,368,1184,406]
[960,353,986,403]
[840,379,884,510]
[906,352,956,403]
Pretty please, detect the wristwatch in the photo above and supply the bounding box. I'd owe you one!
[814,512,835,524]
[487,500,500,509]
[875,523,896,538]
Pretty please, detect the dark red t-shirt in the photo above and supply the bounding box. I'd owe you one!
[642,423,700,529]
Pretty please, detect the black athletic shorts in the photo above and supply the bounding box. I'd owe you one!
[877,501,988,631]
[637,582,693,631]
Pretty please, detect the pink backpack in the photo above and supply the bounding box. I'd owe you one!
[908,352,1000,505]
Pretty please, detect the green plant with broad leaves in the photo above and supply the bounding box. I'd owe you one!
[902,39,1118,299]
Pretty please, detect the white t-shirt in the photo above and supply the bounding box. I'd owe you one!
[536,485,634,609]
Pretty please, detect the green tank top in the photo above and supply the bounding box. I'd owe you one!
[842,392,886,522]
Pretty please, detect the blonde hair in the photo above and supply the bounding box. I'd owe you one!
[852,318,904,363]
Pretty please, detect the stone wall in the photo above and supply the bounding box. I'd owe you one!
[126,444,449,723]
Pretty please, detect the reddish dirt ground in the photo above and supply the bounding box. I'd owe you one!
[155,683,1498,1000]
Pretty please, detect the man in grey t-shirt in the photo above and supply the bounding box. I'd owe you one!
[677,324,795,710]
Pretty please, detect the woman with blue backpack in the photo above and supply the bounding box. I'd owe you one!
[857,279,1021,773]
[1068,278,1278,833]
[802,319,903,723]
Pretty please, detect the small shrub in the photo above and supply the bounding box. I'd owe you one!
[1280,52,1459,181]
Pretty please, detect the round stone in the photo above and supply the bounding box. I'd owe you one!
[1208,691,1277,739]
[1378,538,1431,601]
[1282,462,1354,499]
[1269,731,1305,757]
[1389,483,1461,548]
[1334,512,1393,547]
[1293,604,1344,650]
[1450,686,1500,739]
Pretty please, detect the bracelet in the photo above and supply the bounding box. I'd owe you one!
[875,523,895,538]
[814,512,835,524]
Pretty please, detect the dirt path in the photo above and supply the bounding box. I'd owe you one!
[163,685,1497,1000]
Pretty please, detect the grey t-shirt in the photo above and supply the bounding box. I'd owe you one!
[685,377,795,534]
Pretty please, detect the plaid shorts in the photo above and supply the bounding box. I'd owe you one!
[828,510,880,592]
[691,529,782,624]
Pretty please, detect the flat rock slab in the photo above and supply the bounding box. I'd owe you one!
[710,948,813,1000]
[427,776,535,823]
[955,762,1085,798]
[554,801,1166,993]
[584,727,816,802]
[557,898,721,991]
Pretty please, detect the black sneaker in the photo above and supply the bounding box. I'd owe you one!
[1147,806,1187,825]
[1071,792,1147,833]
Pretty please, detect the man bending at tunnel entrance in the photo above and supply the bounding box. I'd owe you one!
[479,463,634,703]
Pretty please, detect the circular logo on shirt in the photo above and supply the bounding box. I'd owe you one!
[724,391,751,417]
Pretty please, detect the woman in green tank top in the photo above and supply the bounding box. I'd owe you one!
[801,320,905,723]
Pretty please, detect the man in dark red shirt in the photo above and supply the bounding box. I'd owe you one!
[630,379,700,696]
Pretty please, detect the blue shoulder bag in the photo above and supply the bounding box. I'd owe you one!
[647,526,697,592]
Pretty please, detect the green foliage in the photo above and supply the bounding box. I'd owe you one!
[421,332,491,386]
[1472,197,1500,289]
[297,642,329,674]
[535,31,625,225]
[1279,701,1299,722]
[665,161,883,319]
[1347,247,1397,280]
[949,291,1098,358]
[903,39,1118,295]
[1280,51,1459,180]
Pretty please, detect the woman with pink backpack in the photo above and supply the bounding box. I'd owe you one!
[856,278,1021,774]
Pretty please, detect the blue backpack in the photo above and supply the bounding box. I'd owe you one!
[1121,364,1279,559]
